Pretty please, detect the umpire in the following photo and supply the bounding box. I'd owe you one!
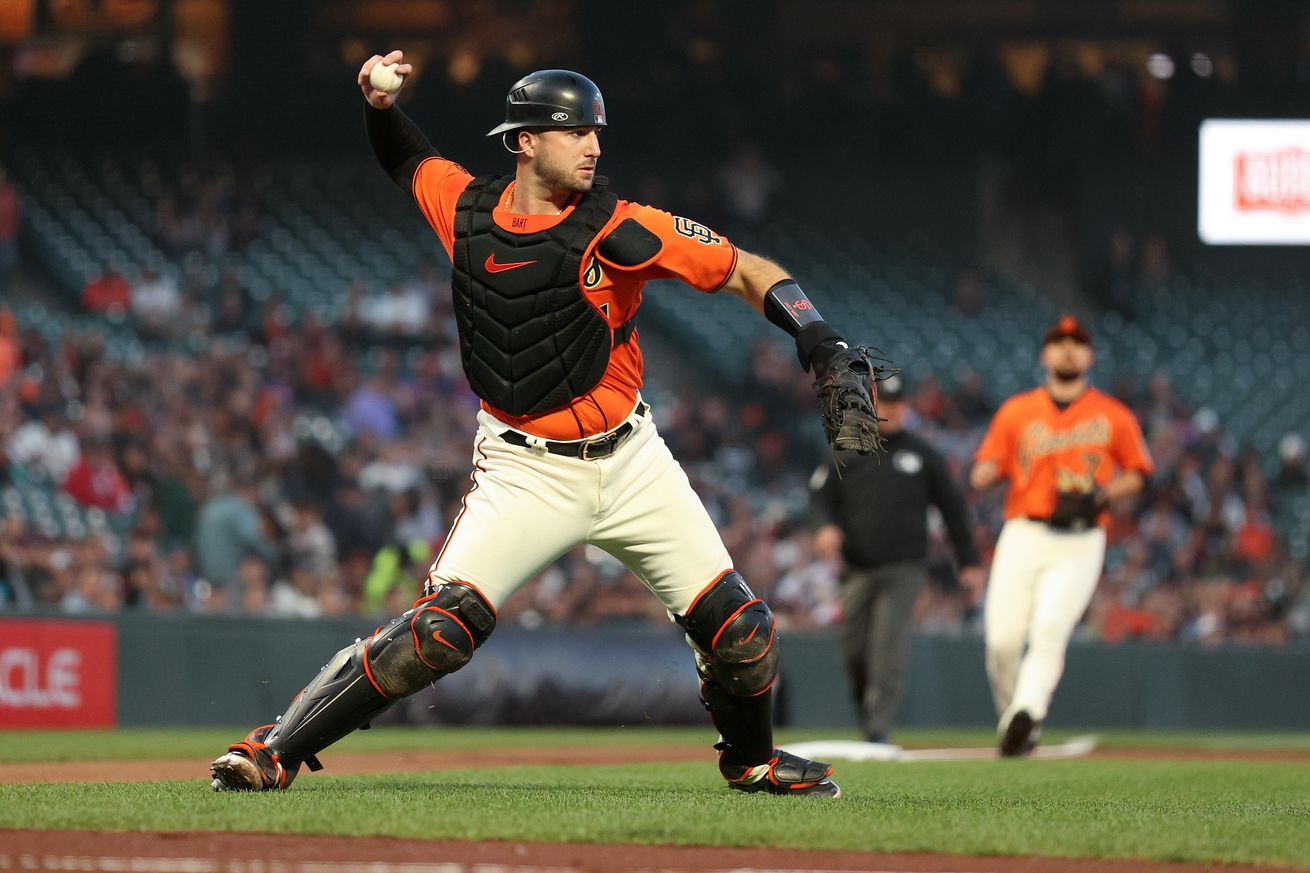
[810,374,983,742]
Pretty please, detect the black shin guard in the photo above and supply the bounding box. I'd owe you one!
[264,639,392,766]
[679,571,781,769]
[701,676,775,766]
[265,583,497,768]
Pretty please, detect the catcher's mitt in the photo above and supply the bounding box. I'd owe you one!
[1048,488,1103,531]
[813,346,887,455]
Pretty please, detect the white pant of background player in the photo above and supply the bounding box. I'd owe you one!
[427,401,732,617]
[983,518,1106,731]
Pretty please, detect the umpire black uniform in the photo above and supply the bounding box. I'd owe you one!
[810,374,981,742]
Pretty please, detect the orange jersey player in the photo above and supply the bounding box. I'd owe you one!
[970,315,1153,757]
[210,55,882,800]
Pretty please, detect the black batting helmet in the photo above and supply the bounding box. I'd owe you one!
[486,69,607,137]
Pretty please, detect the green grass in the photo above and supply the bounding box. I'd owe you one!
[3,726,1309,867]
[7,724,1310,763]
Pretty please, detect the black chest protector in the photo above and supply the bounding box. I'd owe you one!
[451,175,632,416]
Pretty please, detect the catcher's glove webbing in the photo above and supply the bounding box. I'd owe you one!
[813,346,890,455]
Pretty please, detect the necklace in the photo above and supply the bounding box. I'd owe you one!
[504,181,564,215]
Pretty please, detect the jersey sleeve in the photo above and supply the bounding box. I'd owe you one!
[1111,403,1155,476]
[616,204,738,292]
[974,398,1019,477]
[411,156,474,258]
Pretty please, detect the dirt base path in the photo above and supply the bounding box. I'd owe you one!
[1,829,1298,873]
[0,745,710,785]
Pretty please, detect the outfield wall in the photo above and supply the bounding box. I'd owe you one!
[2,614,1308,730]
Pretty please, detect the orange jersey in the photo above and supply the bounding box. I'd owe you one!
[975,386,1154,523]
[412,157,738,439]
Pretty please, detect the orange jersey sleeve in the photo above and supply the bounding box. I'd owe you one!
[601,204,738,293]
[977,387,1154,522]
[411,156,474,258]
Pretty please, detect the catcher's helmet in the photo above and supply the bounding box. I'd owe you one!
[486,69,607,137]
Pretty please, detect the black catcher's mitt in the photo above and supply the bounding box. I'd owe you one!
[1048,488,1104,531]
[813,346,885,455]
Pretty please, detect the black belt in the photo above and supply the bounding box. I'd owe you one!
[1024,515,1091,532]
[499,401,649,460]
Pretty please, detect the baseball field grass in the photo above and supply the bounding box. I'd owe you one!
[3,726,1309,868]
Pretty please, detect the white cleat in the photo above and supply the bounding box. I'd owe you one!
[210,752,263,791]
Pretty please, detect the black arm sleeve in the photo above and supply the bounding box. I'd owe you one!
[364,101,440,193]
[927,447,981,566]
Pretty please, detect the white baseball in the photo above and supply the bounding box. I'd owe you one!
[369,62,404,94]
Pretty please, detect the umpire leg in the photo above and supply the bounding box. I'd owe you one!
[862,561,927,742]
[837,567,877,727]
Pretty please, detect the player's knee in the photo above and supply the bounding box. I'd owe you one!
[678,571,779,697]
[365,582,497,697]
[1027,622,1072,658]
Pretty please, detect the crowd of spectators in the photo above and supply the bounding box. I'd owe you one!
[1,272,1308,649]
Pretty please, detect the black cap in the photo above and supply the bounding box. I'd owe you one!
[1042,315,1093,347]
[486,70,607,137]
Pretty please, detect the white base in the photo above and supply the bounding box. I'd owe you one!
[780,735,1098,763]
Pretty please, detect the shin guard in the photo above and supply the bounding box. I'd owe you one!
[678,571,780,769]
[264,583,496,770]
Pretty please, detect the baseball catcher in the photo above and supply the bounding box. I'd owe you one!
[208,57,891,800]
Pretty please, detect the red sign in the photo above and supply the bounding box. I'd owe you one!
[0,620,117,728]
[1234,148,1310,213]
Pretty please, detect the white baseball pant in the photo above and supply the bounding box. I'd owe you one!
[983,517,1106,728]
[427,401,733,617]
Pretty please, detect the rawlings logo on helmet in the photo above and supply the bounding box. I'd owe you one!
[551,112,568,121]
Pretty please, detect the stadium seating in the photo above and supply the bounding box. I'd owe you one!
[10,150,1309,557]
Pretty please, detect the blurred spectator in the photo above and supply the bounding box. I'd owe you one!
[6,403,80,482]
[0,310,19,389]
[361,539,431,615]
[0,167,20,299]
[362,281,431,337]
[193,476,277,602]
[1276,434,1308,491]
[81,268,132,315]
[287,499,338,578]
[131,267,183,337]
[62,437,133,513]
[270,565,323,619]
[717,142,780,228]
[237,555,272,614]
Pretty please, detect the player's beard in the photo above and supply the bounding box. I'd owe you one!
[1052,365,1086,383]
[538,153,594,194]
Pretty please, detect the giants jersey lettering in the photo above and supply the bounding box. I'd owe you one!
[975,387,1153,523]
[412,157,738,439]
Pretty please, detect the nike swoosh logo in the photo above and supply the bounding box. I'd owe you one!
[432,629,460,651]
[484,253,538,273]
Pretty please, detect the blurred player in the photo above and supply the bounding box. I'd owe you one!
[970,316,1153,756]
[208,54,883,797]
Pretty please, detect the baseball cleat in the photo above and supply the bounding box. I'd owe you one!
[721,748,842,798]
[210,751,265,791]
[209,725,299,791]
[999,710,1040,758]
